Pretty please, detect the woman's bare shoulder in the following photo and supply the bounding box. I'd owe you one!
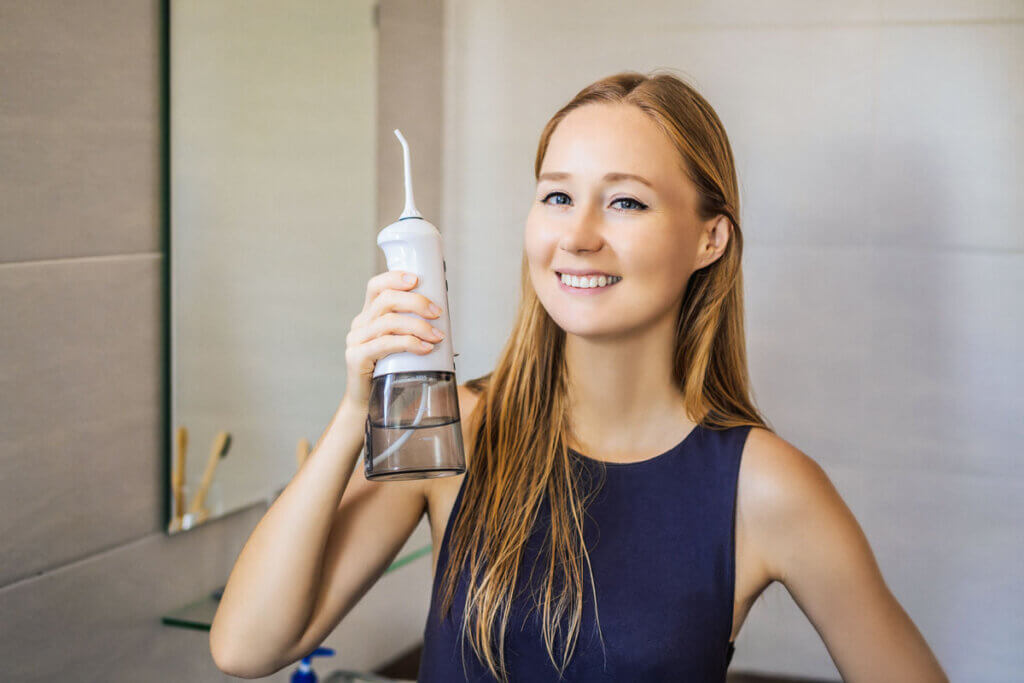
[740,427,832,517]
[739,426,867,584]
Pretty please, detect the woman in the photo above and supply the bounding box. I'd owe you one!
[210,71,948,682]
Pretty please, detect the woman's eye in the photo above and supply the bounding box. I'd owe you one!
[541,191,571,206]
[539,192,647,211]
[611,197,647,211]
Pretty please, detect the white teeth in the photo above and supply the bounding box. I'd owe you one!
[560,273,621,289]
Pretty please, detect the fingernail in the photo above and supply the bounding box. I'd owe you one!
[430,327,444,339]
[428,303,442,316]
[403,273,417,284]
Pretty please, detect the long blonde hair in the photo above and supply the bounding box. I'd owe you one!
[436,69,772,682]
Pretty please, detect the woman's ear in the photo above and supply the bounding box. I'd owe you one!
[696,215,732,269]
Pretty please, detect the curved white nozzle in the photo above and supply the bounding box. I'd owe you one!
[370,387,430,469]
[393,129,422,220]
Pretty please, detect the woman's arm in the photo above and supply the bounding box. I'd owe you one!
[741,427,948,682]
[208,398,428,678]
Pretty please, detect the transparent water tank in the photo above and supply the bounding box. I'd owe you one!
[364,370,466,480]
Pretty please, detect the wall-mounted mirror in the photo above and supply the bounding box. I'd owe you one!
[168,0,378,533]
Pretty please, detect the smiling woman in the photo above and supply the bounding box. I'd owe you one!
[207,68,947,683]
[417,70,949,683]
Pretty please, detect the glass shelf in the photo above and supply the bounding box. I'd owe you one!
[161,543,432,631]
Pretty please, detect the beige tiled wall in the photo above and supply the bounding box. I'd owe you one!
[0,0,443,680]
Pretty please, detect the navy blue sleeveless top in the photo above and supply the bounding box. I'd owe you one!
[418,422,751,682]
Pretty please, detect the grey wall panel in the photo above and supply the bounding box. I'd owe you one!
[0,505,263,683]
[0,1,161,263]
[0,255,164,586]
[0,500,433,681]
[744,245,1024,479]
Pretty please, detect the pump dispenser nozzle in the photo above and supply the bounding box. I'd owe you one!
[393,129,422,220]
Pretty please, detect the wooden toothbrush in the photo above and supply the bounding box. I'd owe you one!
[187,431,231,518]
[170,426,188,531]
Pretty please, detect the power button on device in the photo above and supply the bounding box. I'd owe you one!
[443,259,447,273]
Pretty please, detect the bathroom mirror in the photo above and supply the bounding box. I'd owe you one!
[167,0,379,533]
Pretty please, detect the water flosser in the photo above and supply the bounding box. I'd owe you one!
[364,129,466,481]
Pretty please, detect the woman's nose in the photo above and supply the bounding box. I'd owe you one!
[558,201,604,252]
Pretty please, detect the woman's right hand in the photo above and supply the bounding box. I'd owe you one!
[341,270,445,412]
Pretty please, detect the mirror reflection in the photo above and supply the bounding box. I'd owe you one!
[168,0,377,532]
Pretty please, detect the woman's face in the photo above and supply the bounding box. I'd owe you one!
[525,102,720,339]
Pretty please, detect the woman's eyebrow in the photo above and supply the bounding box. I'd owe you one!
[538,171,653,188]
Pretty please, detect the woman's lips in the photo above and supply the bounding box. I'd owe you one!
[555,272,622,295]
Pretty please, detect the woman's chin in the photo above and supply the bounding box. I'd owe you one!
[551,312,629,339]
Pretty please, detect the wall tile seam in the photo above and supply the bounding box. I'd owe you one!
[545,18,1024,32]
[0,501,267,594]
[0,252,163,270]
[742,243,1024,256]
[0,534,159,594]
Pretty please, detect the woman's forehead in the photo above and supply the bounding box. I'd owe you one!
[540,102,692,202]
[541,103,691,196]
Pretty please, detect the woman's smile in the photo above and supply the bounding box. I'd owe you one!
[555,271,623,295]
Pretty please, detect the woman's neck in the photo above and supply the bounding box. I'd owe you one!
[563,317,694,458]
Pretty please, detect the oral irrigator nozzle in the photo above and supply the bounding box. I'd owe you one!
[393,129,422,220]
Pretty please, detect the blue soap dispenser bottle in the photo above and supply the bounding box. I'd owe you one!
[290,646,335,683]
